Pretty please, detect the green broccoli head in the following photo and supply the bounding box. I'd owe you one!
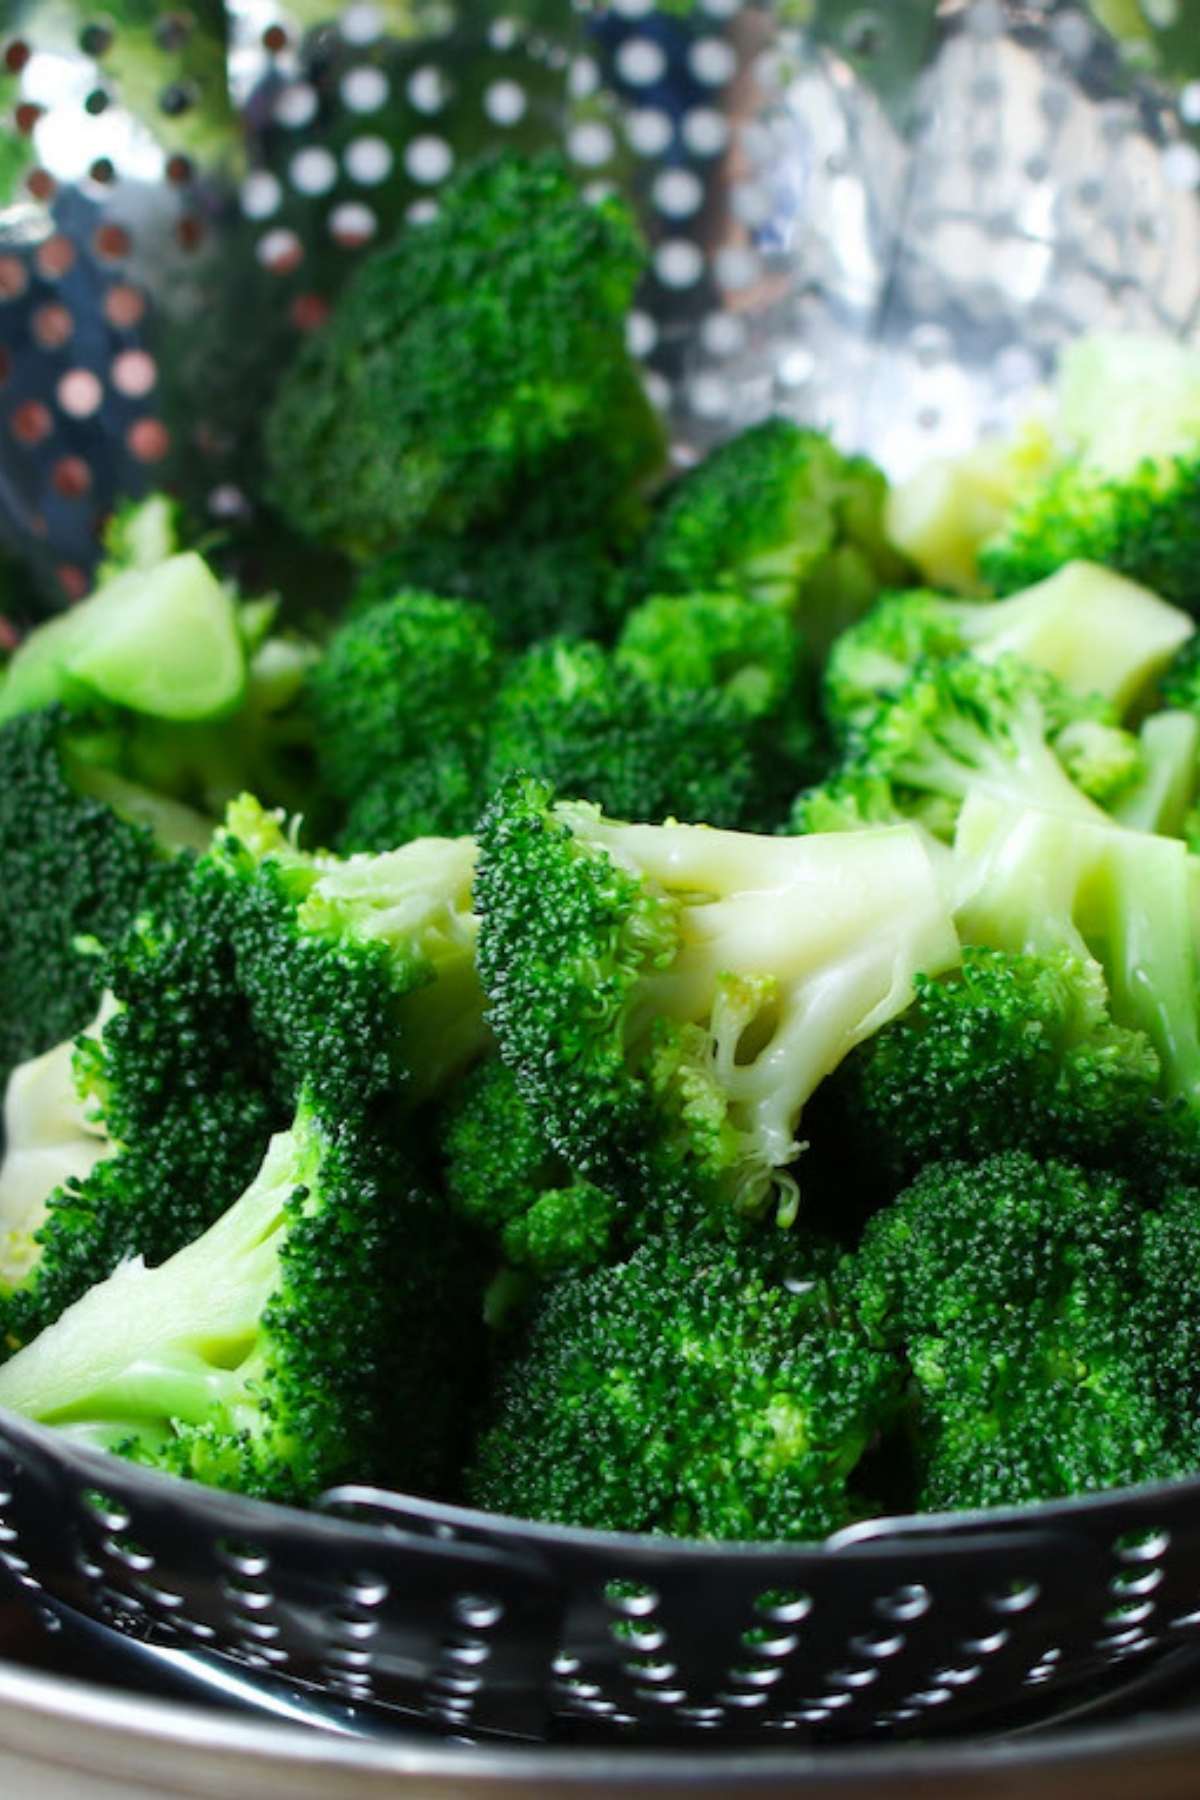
[466,1230,902,1540]
[485,636,805,833]
[213,797,489,1116]
[0,707,202,1095]
[442,1058,616,1276]
[474,776,958,1235]
[823,562,1191,746]
[0,798,489,1350]
[634,421,910,650]
[352,476,636,649]
[338,742,487,856]
[843,945,1164,1179]
[266,154,665,561]
[309,589,500,818]
[0,1098,487,1505]
[852,1152,1186,1511]
[979,335,1200,612]
[795,656,1135,844]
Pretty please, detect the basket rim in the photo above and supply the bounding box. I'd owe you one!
[2,1401,1196,1565]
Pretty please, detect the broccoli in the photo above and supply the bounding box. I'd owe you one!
[956,796,1200,1118]
[0,1097,487,1505]
[474,776,958,1235]
[823,562,1191,746]
[793,656,1137,842]
[0,799,489,1349]
[441,1059,616,1276]
[851,1153,1188,1511]
[340,743,488,857]
[979,335,1200,611]
[0,707,205,1094]
[842,946,1164,1180]
[210,796,489,1118]
[466,1230,902,1540]
[485,635,807,834]
[267,155,665,561]
[352,476,637,648]
[1110,711,1200,839]
[885,422,1057,595]
[0,551,246,727]
[96,493,186,583]
[633,420,911,652]
[308,590,500,852]
[0,1005,114,1304]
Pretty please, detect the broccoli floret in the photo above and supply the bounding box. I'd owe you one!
[980,336,1200,611]
[352,476,636,648]
[311,591,500,794]
[956,796,1200,1116]
[485,636,804,833]
[843,946,1163,1180]
[0,707,205,1094]
[0,800,488,1349]
[824,562,1191,745]
[852,1153,1187,1511]
[0,1098,486,1504]
[633,420,911,651]
[267,155,665,561]
[467,1230,901,1540]
[442,1059,616,1276]
[308,590,499,849]
[212,797,489,1117]
[794,657,1132,843]
[474,777,958,1234]
[339,743,487,856]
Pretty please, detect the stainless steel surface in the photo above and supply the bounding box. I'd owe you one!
[8,1627,1200,1799]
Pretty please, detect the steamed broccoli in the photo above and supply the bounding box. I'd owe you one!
[842,946,1164,1180]
[441,1059,616,1276]
[267,155,665,561]
[793,656,1139,841]
[467,1230,901,1540]
[885,423,1056,595]
[474,776,958,1235]
[979,335,1200,611]
[0,799,488,1350]
[852,1153,1189,1511]
[485,636,799,833]
[0,707,205,1094]
[823,562,1191,746]
[0,551,246,728]
[96,493,186,584]
[352,479,636,648]
[956,796,1200,1119]
[0,1098,486,1504]
[0,1006,114,1305]
[308,590,499,853]
[633,420,911,651]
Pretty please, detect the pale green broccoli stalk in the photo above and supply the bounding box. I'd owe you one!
[885,422,1056,595]
[1111,712,1200,838]
[0,553,245,727]
[955,795,1200,1108]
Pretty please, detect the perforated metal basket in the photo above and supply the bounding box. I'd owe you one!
[2,0,1200,1750]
